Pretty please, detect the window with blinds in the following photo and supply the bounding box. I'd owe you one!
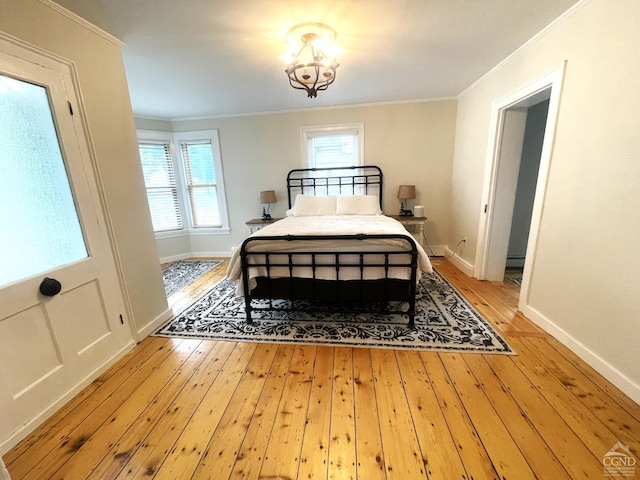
[306,128,361,169]
[302,123,364,195]
[138,141,183,232]
[180,141,221,227]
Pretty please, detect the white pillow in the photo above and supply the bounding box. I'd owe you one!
[336,195,382,215]
[292,195,337,216]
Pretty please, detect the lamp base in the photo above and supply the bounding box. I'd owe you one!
[399,208,413,217]
[262,207,272,221]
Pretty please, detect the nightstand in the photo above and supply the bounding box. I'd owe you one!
[245,217,282,234]
[389,215,427,247]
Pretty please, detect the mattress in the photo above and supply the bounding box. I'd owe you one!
[227,215,432,294]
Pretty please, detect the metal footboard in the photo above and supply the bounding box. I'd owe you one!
[239,234,419,327]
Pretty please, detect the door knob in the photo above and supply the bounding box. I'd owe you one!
[39,277,62,297]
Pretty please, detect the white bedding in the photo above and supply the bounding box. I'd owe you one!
[227,215,432,294]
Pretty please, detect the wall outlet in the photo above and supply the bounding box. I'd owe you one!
[462,236,467,244]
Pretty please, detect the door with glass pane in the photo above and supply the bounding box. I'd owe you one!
[0,46,134,448]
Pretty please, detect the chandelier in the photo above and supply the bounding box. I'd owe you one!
[284,22,339,98]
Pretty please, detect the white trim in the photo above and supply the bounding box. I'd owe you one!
[154,228,231,240]
[0,340,135,455]
[159,251,232,264]
[186,228,231,236]
[0,459,9,480]
[190,250,233,258]
[300,122,364,169]
[137,129,231,234]
[173,129,230,230]
[423,245,447,257]
[165,96,458,122]
[459,0,588,98]
[443,247,475,277]
[136,307,174,340]
[474,62,565,293]
[522,304,640,405]
[37,0,125,47]
[0,29,139,343]
[159,253,192,264]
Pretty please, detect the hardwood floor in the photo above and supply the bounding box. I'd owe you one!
[4,258,639,479]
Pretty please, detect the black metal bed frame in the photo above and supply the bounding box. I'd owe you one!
[239,166,419,327]
[287,165,383,209]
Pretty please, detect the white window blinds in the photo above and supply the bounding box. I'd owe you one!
[180,141,221,227]
[307,129,359,169]
[138,141,183,232]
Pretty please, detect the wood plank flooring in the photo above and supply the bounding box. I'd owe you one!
[4,258,639,479]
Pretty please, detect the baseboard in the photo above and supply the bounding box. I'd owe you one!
[159,253,191,264]
[423,244,446,257]
[160,251,232,263]
[190,251,233,258]
[137,307,174,340]
[0,340,136,455]
[522,304,640,405]
[443,247,475,276]
[506,257,525,268]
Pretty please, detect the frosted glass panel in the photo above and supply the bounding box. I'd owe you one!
[0,74,87,287]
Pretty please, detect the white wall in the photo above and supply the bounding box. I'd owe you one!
[450,0,640,400]
[0,0,170,337]
[137,100,458,260]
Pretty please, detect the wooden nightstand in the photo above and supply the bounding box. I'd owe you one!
[389,215,427,247]
[245,217,282,234]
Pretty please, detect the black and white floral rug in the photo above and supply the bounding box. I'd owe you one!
[155,270,514,354]
[162,260,222,297]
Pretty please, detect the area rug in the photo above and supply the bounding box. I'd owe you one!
[162,260,222,297]
[509,276,523,285]
[155,270,514,354]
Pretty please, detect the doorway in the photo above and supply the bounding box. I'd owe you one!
[0,35,135,452]
[475,63,565,311]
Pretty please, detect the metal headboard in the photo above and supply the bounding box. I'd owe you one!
[286,165,384,209]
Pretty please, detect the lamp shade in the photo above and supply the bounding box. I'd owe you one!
[397,185,416,200]
[260,190,277,204]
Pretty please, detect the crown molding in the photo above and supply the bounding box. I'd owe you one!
[38,0,124,47]
[164,96,458,122]
[459,0,589,98]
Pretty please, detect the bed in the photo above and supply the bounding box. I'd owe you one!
[226,165,432,327]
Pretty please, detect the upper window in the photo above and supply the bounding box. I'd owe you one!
[137,130,229,235]
[301,123,364,169]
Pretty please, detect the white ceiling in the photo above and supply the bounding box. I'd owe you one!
[53,0,578,120]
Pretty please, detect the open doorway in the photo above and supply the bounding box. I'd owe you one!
[475,63,565,311]
[490,96,550,286]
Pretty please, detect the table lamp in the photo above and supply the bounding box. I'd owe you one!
[397,185,415,216]
[260,190,277,220]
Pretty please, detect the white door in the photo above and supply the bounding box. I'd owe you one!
[0,43,134,449]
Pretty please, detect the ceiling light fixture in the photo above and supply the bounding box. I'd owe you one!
[284,22,339,98]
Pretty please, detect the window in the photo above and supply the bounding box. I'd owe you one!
[180,140,221,227]
[301,123,364,169]
[300,123,365,195]
[137,130,229,235]
[138,139,183,232]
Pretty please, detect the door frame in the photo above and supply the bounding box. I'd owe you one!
[474,62,565,311]
[0,31,137,341]
[0,32,137,454]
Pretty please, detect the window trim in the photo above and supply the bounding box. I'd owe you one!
[174,130,230,231]
[137,130,185,234]
[136,129,230,237]
[300,122,365,168]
